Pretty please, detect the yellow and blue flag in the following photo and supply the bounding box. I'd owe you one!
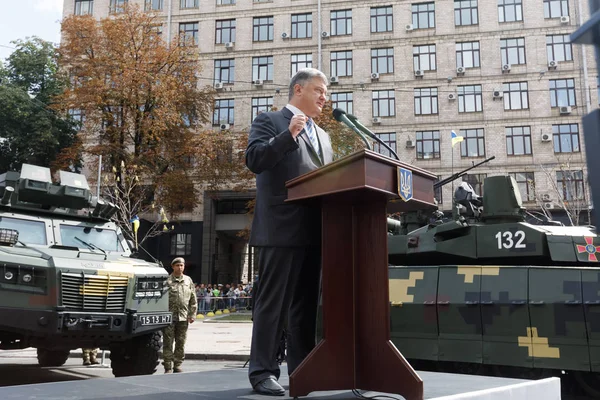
[451,130,464,148]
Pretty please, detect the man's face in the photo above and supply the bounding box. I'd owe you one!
[294,78,328,118]
[172,262,185,276]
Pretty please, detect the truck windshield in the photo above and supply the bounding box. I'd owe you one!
[0,217,47,245]
[59,225,123,252]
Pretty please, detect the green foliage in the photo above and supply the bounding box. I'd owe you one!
[0,37,77,172]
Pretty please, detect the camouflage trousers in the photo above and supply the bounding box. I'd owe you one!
[162,321,189,370]
[82,348,98,361]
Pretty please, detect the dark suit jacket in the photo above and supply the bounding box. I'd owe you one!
[246,107,334,247]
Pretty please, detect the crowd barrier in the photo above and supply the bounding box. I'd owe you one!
[196,295,252,315]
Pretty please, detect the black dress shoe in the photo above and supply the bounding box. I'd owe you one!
[253,377,285,396]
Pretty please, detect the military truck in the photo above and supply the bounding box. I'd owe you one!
[388,171,600,398]
[0,163,171,377]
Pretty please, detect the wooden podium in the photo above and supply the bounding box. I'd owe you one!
[285,149,437,400]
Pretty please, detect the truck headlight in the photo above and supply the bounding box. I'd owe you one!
[135,278,166,298]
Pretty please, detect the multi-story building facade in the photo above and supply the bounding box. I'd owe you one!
[63,0,598,284]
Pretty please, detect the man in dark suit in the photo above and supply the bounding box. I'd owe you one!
[245,68,333,396]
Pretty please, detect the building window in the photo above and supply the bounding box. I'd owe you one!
[455,0,478,26]
[251,97,273,121]
[509,172,535,201]
[217,0,235,5]
[171,234,192,256]
[503,82,529,110]
[145,0,163,10]
[68,109,86,130]
[75,0,94,15]
[500,38,526,66]
[557,170,584,201]
[373,132,396,158]
[412,2,435,29]
[252,56,273,81]
[371,48,394,74]
[463,173,486,196]
[216,19,236,44]
[413,44,436,72]
[179,22,199,46]
[253,16,274,42]
[213,99,234,126]
[434,175,443,204]
[459,128,485,157]
[331,92,353,114]
[553,123,580,153]
[180,0,197,8]
[456,41,480,68]
[416,130,440,159]
[458,85,482,112]
[331,51,352,77]
[506,126,532,155]
[550,78,576,107]
[544,0,569,18]
[498,0,522,22]
[547,35,573,62]
[372,90,396,117]
[414,88,438,115]
[371,6,393,33]
[331,10,352,36]
[291,13,312,39]
[214,59,235,84]
[216,200,249,214]
[291,54,312,77]
[109,0,127,13]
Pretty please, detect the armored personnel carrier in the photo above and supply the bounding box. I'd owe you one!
[0,163,171,377]
[388,170,600,398]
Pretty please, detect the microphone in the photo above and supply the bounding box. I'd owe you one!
[332,108,399,160]
[332,108,372,150]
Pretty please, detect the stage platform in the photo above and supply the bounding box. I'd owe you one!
[0,365,560,400]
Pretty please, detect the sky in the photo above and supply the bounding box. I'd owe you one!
[0,0,63,62]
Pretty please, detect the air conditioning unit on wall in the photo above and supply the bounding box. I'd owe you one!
[541,133,552,142]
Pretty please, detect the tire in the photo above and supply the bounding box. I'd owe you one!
[109,331,162,377]
[37,348,70,367]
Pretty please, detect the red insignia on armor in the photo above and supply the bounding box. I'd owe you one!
[577,237,600,262]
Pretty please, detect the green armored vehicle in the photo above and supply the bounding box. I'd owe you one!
[388,172,600,398]
[0,164,171,377]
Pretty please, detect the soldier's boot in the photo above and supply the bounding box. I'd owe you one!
[90,355,99,365]
[163,361,173,373]
[173,365,183,373]
[82,355,91,366]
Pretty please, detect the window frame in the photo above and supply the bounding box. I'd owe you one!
[505,126,532,156]
[331,92,354,114]
[416,130,440,159]
[454,0,478,26]
[214,59,235,84]
[252,56,274,81]
[458,85,483,113]
[498,0,523,23]
[508,172,535,202]
[251,97,274,121]
[500,37,526,66]
[413,44,437,72]
[549,78,576,107]
[331,9,352,36]
[373,132,397,158]
[546,34,573,62]
[330,50,353,77]
[459,128,485,157]
[371,48,394,75]
[412,2,436,29]
[370,6,393,33]
[372,90,396,118]
[291,54,313,77]
[253,16,274,42]
[291,13,313,39]
[75,0,94,15]
[170,233,192,256]
[552,123,580,153]
[556,170,584,201]
[179,22,199,46]
[456,41,480,69]
[215,19,236,44]
[414,88,439,116]
[502,82,529,110]
[544,0,569,18]
[213,99,235,126]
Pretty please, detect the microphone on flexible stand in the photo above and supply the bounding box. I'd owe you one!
[332,108,399,160]
[332,108,372,150]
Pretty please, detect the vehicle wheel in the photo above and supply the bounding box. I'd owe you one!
[37,348,70,367]
[109,331,162,377]
[574,371,600,399]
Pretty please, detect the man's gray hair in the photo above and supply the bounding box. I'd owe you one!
[289,68,328,100]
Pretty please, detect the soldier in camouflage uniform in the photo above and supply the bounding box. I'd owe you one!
[162,257,197,373]
[82,348,99,366]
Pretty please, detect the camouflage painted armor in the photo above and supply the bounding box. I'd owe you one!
[163,274,197,371]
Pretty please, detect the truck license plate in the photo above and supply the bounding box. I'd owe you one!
[140,314,172,325]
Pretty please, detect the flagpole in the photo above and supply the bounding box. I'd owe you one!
[451,133,454,201]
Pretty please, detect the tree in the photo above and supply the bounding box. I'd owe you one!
[314,101,364,159]
[538,159,591,226]
[54,5,235,239]
[0,37,77,172]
